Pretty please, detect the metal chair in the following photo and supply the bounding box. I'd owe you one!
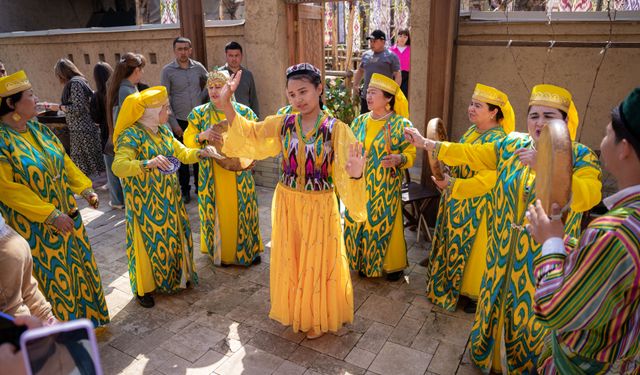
[401,169,440,242]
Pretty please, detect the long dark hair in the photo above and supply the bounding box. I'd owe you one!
[105,52,146,134]
[286,72,324,109]
[93,62,113,97]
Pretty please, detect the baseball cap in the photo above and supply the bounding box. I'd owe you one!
[366,30,386,41]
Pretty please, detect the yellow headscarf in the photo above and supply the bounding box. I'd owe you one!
[472,83,515,134]
[529,84,579,141]
[0,70,32,106]
[209,69,231,87]
[368,73,409,119]
[113,86,169,151]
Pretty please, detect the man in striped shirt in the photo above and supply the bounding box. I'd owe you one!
[526,87,640,374]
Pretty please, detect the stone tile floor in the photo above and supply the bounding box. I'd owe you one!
[79,186,482,375]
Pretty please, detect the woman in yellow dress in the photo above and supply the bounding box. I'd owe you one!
[405,84,602,373]
[112,86,219,308]
[215,63,366,339]
[184,70,263,266]
[344,73,416,281]
[0,70,109,327]
[427,84,514,313]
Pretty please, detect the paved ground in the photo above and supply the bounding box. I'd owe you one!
[79,185,482,375]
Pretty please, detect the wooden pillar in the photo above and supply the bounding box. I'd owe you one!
[178,0,208,68]
[421,0,459,185]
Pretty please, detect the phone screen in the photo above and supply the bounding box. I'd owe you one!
[24,327,98,375]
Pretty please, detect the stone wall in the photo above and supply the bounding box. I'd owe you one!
[452,19,640,151]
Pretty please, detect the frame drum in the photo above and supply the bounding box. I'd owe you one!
[426,118,448,181]
[211,120,254,171]
[536,119,573,214]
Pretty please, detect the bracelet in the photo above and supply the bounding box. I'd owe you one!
[446,176,457,193]
[398,154,408,168]
[81,188,95,199]
[45,209,63,225]
[196,133,201,143]
[141,160,151,171]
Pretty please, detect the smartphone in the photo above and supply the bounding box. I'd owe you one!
[20,319,102,375]
[0,312,27,348]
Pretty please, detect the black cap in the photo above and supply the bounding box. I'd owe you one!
[366,30,386,41]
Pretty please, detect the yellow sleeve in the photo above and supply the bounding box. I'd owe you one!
[333,121,367,222]
[400,134,416,169]
[569,147,602,213]
[112,146,144,178]
[172,138,201,165]
[450,170,497,200]
[0,159,56,223]
[183,110,201,149]
[63,154,93,195]
[222,114,283,160]
[436,141,498,171]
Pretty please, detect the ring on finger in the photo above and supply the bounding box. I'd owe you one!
[549,214,562,221]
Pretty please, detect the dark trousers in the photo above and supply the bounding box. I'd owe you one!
[175,119,198,195]
[400,70,409,98]
[360,97,369,114]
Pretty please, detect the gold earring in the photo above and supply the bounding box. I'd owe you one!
[385,103,391,111]
[11,113,22,122]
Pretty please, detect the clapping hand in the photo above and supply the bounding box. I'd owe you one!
[346,142,366,178]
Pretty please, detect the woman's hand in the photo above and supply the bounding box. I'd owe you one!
[52,213,74,234]
[221,70,242,104]
[346,142,366,178]
[146,155,173,170]
[200,145,224,159]
[85,192,99,209]
[199,127,215,143]
[431,173,450,191]
[404,127,436,151]
[515,148,537,170]
[381,154,402,168]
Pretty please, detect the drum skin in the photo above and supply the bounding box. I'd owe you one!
[536,119,572,214]
[426,117,448,181]
[211,120,254,171]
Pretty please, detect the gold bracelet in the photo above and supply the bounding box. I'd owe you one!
[45,209,63,225]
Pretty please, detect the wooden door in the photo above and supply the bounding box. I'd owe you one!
[286,3,325,76]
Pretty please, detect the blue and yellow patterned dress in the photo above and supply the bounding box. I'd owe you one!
[344,113,416,277]
[0,120,109,327]
[112,123,200,297]
[427,125,505,310]
[222,112,367,334]
[435,132,602,373]
[184,102,262,265]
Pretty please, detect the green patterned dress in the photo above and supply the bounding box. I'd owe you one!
[185,102,263,265]
[0,120,109,326]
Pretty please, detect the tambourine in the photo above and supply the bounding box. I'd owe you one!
[210,120,254,171]
[426,118,448,181]
[536,119,572,215]
[158,156,181,175]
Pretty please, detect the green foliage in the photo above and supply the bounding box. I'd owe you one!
[325,78,359,125]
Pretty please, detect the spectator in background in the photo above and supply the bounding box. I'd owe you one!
[49,59,105,178]
[0,214,55,323]
[219,41,259,117]
[0,60,6,77]
[352,30,401,113]
[161,36,208,203]
[105,52,147,209]
[389,29,410,97]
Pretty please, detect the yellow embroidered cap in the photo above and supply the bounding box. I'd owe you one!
[113,86,168,151]
[472,83,515,134]
[368,73,409,119]
[530,84,579,140]
[0,70,32,105]
[209,69,231,86]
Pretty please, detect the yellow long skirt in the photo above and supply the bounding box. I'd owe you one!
[269,184,354,333]
[460,213,488,300]
[382,201,409,273]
